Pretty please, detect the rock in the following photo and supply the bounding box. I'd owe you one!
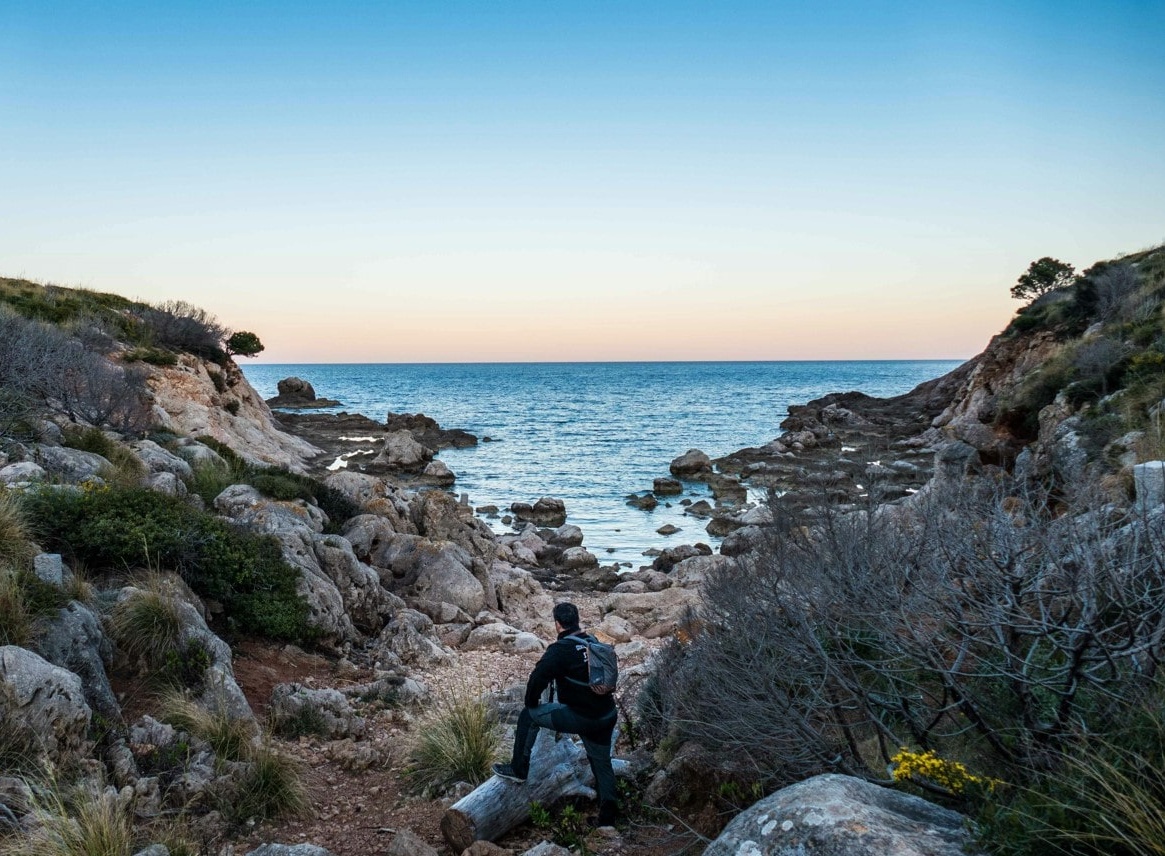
[374,534,486,616]
[705,515,743,537]
[387,829,438,856]
[720,524,766,557]
[0,461,47,484]
[385,412,477,450]
[33,553,65,586]
[669,554,734,589]
[669,449,712,479]
[171,438,229,469]
[1135,461,1165,509]
[312,534,399,635]
[596,614,635,643]
[651,544,709,573]
[626,493,658,511]
[511,497,567,527]
[33,445,110,482]
[601,588,700,635]
[33,601,120,723]
[375,610,454,668]
[708,473,747,503]
[130,439,194,480]
[278,377,317,401]
[521,843,571,856]
[653,477,683,495]
[462,622,547,654]
[422,459,456,485]
[550,524,584,547]
[560,546,598,569]
[246,845,334,856]
[132,846,170,856]
[656,524,681,536]
[703,773,977,856]
[269,683,366,740]
[490,563,555,636]
[462,841,512,856]
[376,429,433,470]
[685,499,714,518]
[145,471,187,497]
[0,645,92,767]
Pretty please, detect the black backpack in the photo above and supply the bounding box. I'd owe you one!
[563,633,618,695]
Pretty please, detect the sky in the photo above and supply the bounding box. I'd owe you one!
[2,1,1163,363]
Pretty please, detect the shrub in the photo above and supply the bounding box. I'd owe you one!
[406,686,502,794]
[62,426,146,484]
[135,300,227,361]
[22,485,313,641]
[0,567,32,646]
[225,331,264,358]
[122,346,178,366]
[272,704,329,740]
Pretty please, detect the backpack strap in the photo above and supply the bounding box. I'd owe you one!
[561,634,592,687]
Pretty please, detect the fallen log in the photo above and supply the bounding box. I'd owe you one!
[441,728,627,851]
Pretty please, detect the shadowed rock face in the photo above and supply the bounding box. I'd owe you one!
[265,376,342,409]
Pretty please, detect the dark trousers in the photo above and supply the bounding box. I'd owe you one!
[511,702,618,804]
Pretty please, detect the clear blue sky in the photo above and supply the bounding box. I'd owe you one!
[2,1,1163,361]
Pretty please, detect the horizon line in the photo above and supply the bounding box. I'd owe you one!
[245,357,971,366]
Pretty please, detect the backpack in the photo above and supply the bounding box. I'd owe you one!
[563,634,618,695]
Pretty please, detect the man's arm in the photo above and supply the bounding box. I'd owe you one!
[524,644,564,708]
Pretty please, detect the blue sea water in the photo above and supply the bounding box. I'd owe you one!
[242,361,962,566]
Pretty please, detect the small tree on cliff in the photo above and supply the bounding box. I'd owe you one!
[226,331,264,358]
[1012,257,1077,301]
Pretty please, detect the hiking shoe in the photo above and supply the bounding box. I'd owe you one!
[589,800,619,828]
[492,762,527,783]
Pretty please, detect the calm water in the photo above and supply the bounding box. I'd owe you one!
[243,361,962,566]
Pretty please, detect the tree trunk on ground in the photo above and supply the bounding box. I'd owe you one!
[441,728,627,852]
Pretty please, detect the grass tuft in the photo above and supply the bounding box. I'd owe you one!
[220,741,308,824]
[406,685,502,794]
[0,488,35,569]
[158,690,253,765]
[105,581,184,671]
[0,781,134,856]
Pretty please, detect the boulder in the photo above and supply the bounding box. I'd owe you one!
[462,622,546,654]
[1134,461,1165,509]
[376,430,433,470]
[656,524,681,536]
[490,563,555,636]
[702,773,977,856]
[669,449,712,479]
[669,554,735,588]
[33,445,110,482]
[550,524,584,548]
[373,534,486,616]
[685,499,714,518]
[511,497,567,527]
[312,535,400,634]
[560,546,598,569]
[422,459,456,486]
[145,471,187,497]
[33,602,120,723]
[269,683,366,740]
[374,610,453,668]
[720,525,766,557]
[246,845,334,856]
[386,829,437,856]
[626,493,659,511]
[653,477,683,496]
[0,461,47,485]
[171,438,229,470]
[33,553,65,586]
[601,588,700,636]
[0,646,92,767]
[651,544,710,573]
[130,439,194,480]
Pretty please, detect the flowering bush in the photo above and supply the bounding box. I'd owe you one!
[891,748,996,796]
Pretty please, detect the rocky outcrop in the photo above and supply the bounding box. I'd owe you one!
[511,497,567,527]
[145,355,322,472]
[703,773,977,856]
[265,377,341,409]
[33,602,120,723]
[670,449,712,479]
[268,683,366,740]
[0,646,92,767]
[384,412,477,450]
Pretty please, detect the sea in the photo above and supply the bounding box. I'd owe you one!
[242,361,963,567]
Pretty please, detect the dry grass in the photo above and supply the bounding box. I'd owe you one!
[105,579,184,670]
[0,488,35,569]
[157,690,253,764]
[0,782,134,856]
[406,683,502,794]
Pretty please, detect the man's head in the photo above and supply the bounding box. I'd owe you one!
[553,601,580,631]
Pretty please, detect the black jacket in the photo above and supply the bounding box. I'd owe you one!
[524,628,617,719]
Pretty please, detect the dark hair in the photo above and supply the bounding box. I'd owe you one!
[553,602,580,629]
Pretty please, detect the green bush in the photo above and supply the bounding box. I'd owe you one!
[105,581,184,670]
[123,346,178,366]
[22,485,313,641]
[221,741,308,824]
[61,426,146,484]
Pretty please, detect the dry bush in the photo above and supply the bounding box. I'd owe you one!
[406,684,502,794]
[0,780,133,856]
[648,476,1165,791]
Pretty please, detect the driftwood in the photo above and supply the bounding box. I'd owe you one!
[441,727,628,852]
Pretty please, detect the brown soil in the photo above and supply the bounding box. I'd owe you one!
[228,602,701,856]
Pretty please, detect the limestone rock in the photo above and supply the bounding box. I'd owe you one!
[669,449,712,479]
[171,438,229,469]
[0,461,47,485]
[462,622,546,654]
[33,601,120,723]
[490,562,555,636]
[246,845,334,856]
[560,546,598,569]
[312,534,398,635]
[375,533,486,616]
[0,645,92,767]
[510,497,567,527]
[33,445,110,482]
[131,439,194,480]
[269,683,366,740]
[375,610,454,668]
[1135,461,1165,509]
[376,429,433,470]
[653,477,683,495]
[550,524,584,547]
[386,829,437,856]
[601,588,700,636]
[422,459,456,485]
[703,773,977,856]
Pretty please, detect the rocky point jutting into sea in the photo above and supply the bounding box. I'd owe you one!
[2,244,1165,856]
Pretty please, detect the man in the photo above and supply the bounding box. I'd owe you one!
[492,601,619,827]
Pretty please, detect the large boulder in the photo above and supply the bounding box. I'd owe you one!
[311,535,400,635]
[670,449,712,480]
[0,462,47,485]
[372,534,486,616]
[374,610,453,668]
[703,773,977,856]
[490,562,555,636]
[0,646,92,767]
[511,497,567,527]
[33,445,110,482]
[130,439,194,480]
[33,601,120,723]
[601,588,700,637]
[264,377,339,408]
[1134,461,1165,509]
[375,430,433,470]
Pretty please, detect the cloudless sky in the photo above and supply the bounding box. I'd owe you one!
[2,1,1163,362]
